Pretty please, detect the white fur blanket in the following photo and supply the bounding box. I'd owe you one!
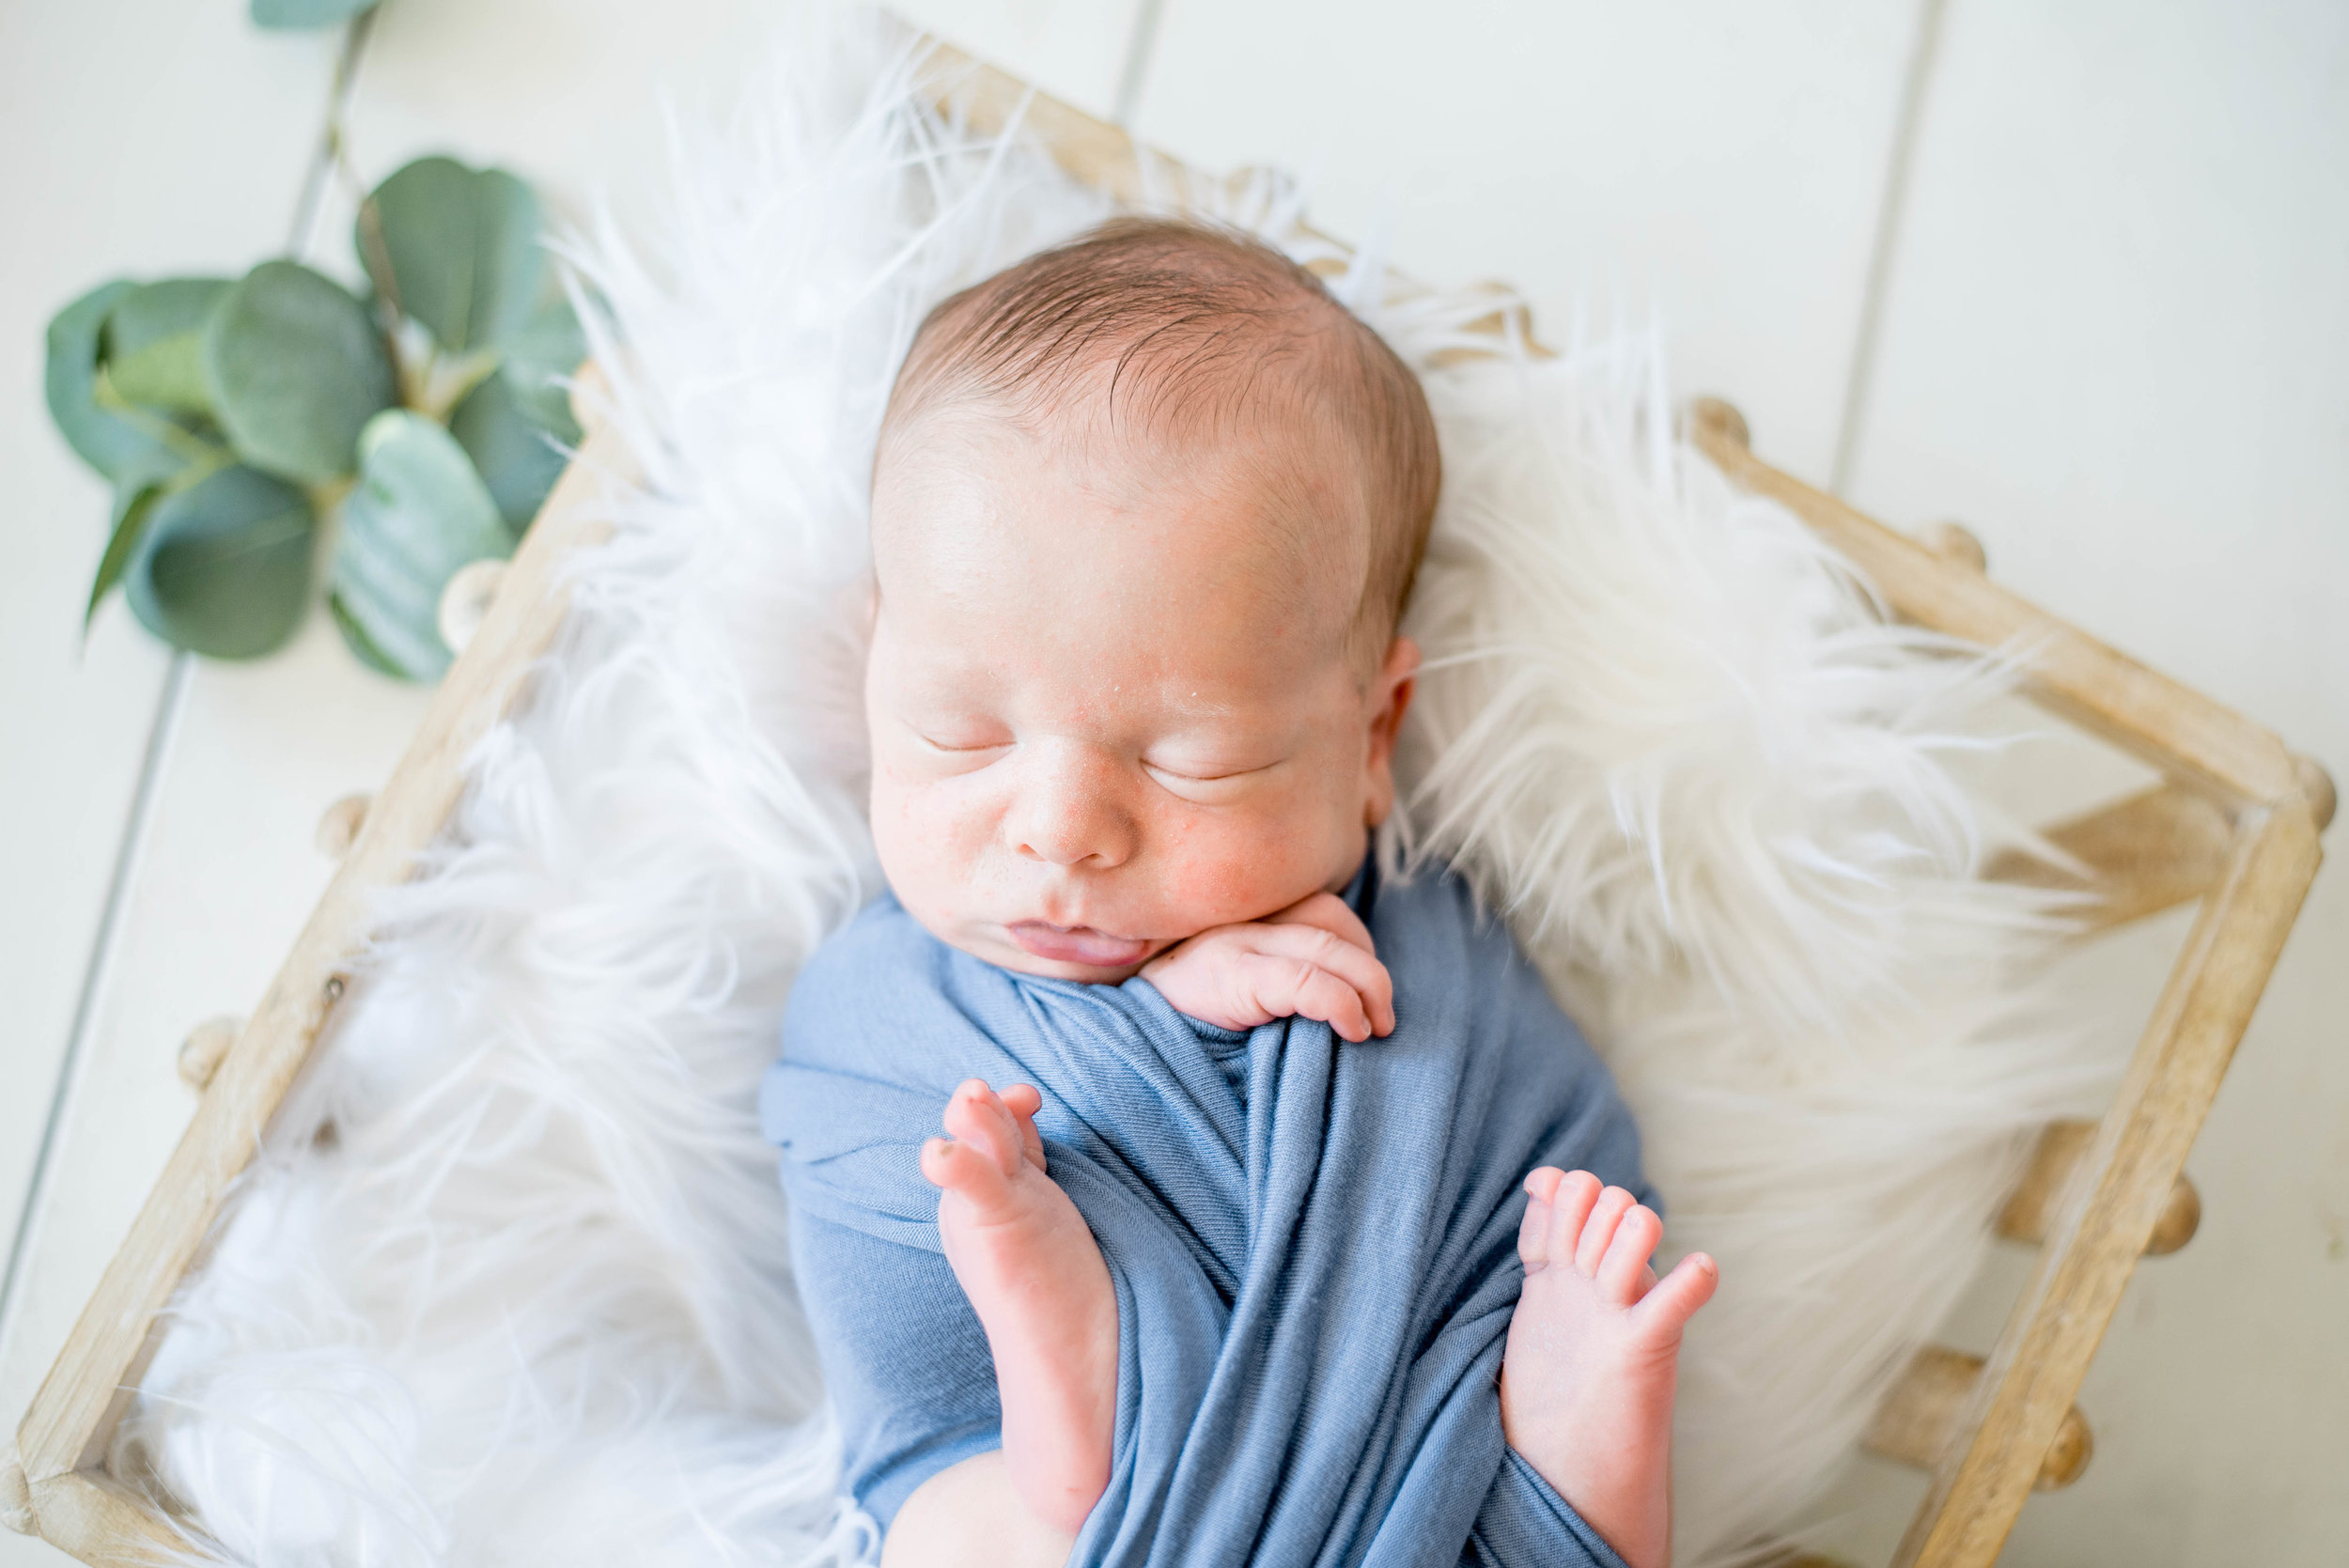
[118,14,2113,1565]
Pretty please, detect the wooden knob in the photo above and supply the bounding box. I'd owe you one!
[2146,1173,2202,1256]
[179,1016,241,1091]
[2036,1402,2095,1490]
[1863,1344,2092,1490]
[437,557,508,656]
[1921,520,1987,573]
[1464,279,1536,343]
[2,1443,35,1533]
[316,792,371,860]
[2295,754,2337,831]
[1688,396,1750,450]
[1221,163,1296,207]
[1998,1120,2201,1255]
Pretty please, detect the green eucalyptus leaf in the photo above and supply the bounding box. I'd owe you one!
[327,595,407,678]
[361,157,545,358]
[124,464,317,659]
[250,0,378,29]
[203,259,397,484]
[330,410,513,681]
[87,482,165,629]
[104,278,233,413]
[500,287,588,411]
[448,287,584,529]
[46,280,188,483]
[448,365,573,529]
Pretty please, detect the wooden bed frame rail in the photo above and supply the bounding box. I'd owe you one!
[5,33,2329,1568]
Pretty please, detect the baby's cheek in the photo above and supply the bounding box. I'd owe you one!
[1157,810,1323,925]
[874,774,973,893]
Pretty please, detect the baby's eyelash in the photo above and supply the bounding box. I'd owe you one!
[1144,759,1264,784]
[911,728,1010,754]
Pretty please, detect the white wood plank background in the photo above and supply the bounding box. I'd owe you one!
[1788,1,2349,1560]
[4,2,2341,1563]
[0,0,340,1340]
[1131,0,1929,486]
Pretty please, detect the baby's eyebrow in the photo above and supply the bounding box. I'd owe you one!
[1159,691,1245,722]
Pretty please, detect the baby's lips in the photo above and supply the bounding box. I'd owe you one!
[1006,920,1152,969]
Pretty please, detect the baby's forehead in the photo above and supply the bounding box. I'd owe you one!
[879,390,1361,567]
[872,398,1367,658]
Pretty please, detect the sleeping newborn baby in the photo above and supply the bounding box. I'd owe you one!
[764,219,1716,1568]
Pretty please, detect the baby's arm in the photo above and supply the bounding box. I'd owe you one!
[1140,890,1395,1041]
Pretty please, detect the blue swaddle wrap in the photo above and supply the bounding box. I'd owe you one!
[763,859,1644,1568]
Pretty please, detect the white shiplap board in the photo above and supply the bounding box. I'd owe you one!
[1795,1,2349,1562]
[0,12,341,1545]
[1129,0,1928,486]
[887,0,1148,125]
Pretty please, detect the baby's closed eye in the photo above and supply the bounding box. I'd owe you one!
[1141,753,1280,800]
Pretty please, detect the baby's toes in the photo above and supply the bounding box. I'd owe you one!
[921,1133,1014,1204]
[1596,1203,1663,1306]
[941,1079,1022,1173]
[1536,1171,1604,1273]
[1636,1251,1720,1337]
[1517,1171,1563,1269]
[1571,1185,1637,1278]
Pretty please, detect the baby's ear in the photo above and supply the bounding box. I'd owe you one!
[1376,636,1419,732]
[1362,636,1420,825]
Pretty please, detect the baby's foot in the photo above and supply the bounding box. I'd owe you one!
[1500,1170,1718,1568]
[923,1079,1118,1536]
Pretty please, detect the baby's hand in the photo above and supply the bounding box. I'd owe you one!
[1140,891,1395,1042]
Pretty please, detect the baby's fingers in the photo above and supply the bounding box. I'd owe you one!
[940,1079,1024,1175]
[1239,953,1375,1042]
[1238,923,1394,1036]
[1000,1082,1048,1172]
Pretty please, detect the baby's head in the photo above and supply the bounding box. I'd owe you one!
[865,218,1440,982]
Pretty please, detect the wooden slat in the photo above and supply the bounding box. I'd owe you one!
[1997,1120,2200,1257]
[1863,1345,2091,1490]
[1894,803,2324,1568]
[22,1468,189,1567]
[1686,410,2303,809]
[13,385,622,1491]
[918,36,1175,208]
[1984,783,2237,932]
[913,38,1386,298]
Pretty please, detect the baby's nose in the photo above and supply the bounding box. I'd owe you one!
[1007,743,1137,869]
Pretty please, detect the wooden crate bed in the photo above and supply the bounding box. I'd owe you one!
[4,38,2331,1568]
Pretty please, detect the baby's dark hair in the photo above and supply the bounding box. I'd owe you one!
[879,217,1441,662]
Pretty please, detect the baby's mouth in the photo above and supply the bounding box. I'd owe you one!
[1005,920,1152,969]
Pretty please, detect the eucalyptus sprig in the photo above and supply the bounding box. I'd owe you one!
[45,154,584,681]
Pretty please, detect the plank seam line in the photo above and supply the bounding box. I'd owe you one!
[1829,0,1951,496]
[0,655,190,1342]
[1112,0,1168,130]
